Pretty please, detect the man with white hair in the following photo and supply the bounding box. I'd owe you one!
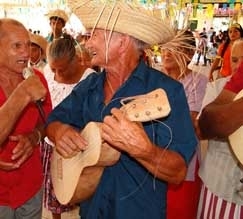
[0,18,52,219]
[46,1,198,218]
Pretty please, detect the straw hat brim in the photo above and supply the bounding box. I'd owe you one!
[30,34,48,55]
[67,1,175,45]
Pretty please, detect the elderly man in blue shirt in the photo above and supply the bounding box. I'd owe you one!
[46,1,198,219]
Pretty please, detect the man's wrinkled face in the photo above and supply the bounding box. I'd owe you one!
[0,24,30,74]
[85,29,123,67]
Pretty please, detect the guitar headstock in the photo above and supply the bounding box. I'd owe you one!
[120,88,171,122]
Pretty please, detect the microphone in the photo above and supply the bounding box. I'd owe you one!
[22,67,35,79]
[22,67,46,123]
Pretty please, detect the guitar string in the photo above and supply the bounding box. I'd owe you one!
[100,94,173,200]
[152,119,173,189]
[119,119,173,201]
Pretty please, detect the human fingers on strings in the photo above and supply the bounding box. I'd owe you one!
[56,132,87,158]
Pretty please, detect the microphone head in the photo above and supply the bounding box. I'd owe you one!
[22,67,34,79]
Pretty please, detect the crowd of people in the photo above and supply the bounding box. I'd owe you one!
[194,24,243,80]
[0,1,243,219]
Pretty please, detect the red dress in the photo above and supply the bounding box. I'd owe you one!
[218,43,232,77]
[0,69,52,208]
[167,159,201,219]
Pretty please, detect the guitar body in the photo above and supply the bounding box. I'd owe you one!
[51,122,102,204]
[228,89,243,165]
[51,88,171,204]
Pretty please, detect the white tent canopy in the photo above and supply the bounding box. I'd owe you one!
[0,0,85,38]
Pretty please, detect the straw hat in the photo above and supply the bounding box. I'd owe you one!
[30,34,48,55]
[67,0,175,46]
[46,9,68,24]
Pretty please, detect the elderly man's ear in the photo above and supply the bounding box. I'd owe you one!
[119,35,132,52]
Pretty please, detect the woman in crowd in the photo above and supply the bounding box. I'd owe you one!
[208,23,243,81]
[161,30,208,219]
[42,33,95,219]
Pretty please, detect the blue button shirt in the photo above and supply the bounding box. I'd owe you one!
[47,60,197,219]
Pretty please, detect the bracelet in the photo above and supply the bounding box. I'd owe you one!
[36,130,42,145]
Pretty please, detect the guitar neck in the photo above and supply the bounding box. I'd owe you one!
[119,88,171,122]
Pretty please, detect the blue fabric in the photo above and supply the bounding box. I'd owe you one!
[47,60,197,219]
